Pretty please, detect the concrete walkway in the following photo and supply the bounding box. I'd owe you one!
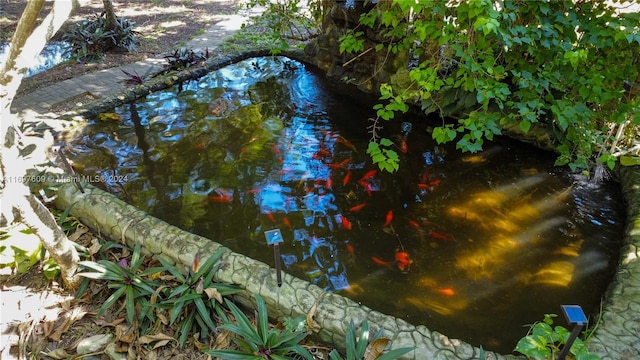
[10,10,257,115]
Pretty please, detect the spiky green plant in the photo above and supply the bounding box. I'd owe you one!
[328,320,414,360]
[77,242,159,326]
[156,248,239,348]
[207,293,313,360]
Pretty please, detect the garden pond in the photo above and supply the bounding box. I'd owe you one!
[66,56,625,353]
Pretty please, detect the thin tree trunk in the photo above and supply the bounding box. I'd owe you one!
[1,0,86,289]
[102,0,118,30]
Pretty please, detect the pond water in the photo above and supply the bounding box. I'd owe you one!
[0,41,71,77]
[68,57,625,353]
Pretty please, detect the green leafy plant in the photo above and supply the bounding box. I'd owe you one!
[206,292,313,359]
[328,319,414,360]
[77,242,159,326]
[62,13,138,61]
[339,1,639,173]
[239,0,323,55]
[515,314,600,360]
[156,248,239,348]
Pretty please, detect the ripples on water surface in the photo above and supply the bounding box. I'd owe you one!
[69,57,625,353]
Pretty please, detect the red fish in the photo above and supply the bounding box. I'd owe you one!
[326,177,333,189]
[428,230,455,241]
[408,220,420,230]
[346,243,355,257]
[383,210,393,227]
[359,170,377,182]
[399,139,408,153]
[339,158,351,167]
[317,148,332,158]
[282,216,292,229]
[349,203,367,212]
[417,183,431,190]
[420,169,429,183]
[436,288,455,296]
[193,142,207,150]
[341,216,352,230]
[395,251,412,272]
[266,212,276,223]
[372,257,393,267]
[429,179,442,186]
[343,171,351,185]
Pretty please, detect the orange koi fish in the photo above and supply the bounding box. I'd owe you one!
[395,251,413,272]
[429,179,442,186]
[346,243,355,257]
[193,142,207,150]
[326,177,333,189]
[420,169,429,183]
[343,171,351,185]
[317,148,332,158]
[341,216,352,230]
[417,183,431,190]
[349,203,367,212]
[436,287,455,296]
[359,170,377,182]
[266,212,276,223]
[383,210,393,227]
[428,230,455,241]
[408,220,420,230]
[282,216,292,229]
[372,257,393,267]
[399,139,408,153]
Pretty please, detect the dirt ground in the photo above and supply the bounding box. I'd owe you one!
[0,1,330,359]
[0,0,240,97]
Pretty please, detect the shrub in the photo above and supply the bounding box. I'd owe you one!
[63,13,138,61]
[206,292,313,359]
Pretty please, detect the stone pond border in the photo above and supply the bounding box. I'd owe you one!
[54,50,639,360]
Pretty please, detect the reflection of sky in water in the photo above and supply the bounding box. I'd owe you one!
[0,42,71,77]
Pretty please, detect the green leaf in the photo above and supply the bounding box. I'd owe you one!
[379,138,393,147]
[126,286,136,324]
[99,286,127,317]
[520,120,531,133]
[620,156,640,166]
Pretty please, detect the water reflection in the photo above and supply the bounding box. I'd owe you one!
[68,57,625,353]
[0,42,71,77]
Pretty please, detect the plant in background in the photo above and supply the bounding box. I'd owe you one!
[328,319,414,360]
[339,1,639,174]
[163,47,208,72]
[156,248,239,348]
[515,314,600,360]
[77,242,159,327]
[207,292,313,359]
[239,0,324,54]
[62,13,138,61]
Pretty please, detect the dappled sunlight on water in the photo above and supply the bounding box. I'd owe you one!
[68,57,625,353]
